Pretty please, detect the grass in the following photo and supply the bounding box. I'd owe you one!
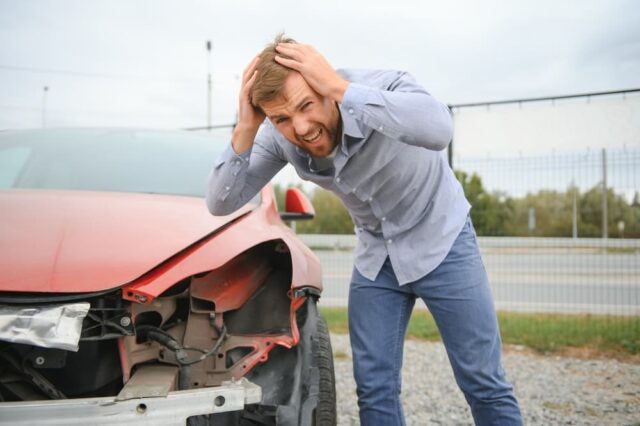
[605,247,638,254]
[320,307,640,359]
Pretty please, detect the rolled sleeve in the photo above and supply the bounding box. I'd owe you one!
[206,126,287,216]
[339,70,452,151]
[342,83,370,114]
[208,145,251,210]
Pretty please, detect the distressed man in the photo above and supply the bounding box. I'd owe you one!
[207,35,522,426]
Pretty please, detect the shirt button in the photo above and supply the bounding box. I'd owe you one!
[336,177,341,183]
[348,108,354,114]
[382,217,387,222]
[225,186,230,191]
[232,171,238,176]
[368,197,373,202]
[378,125,384,131]
[387,239,393,244]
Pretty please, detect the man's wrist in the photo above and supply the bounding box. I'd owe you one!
[231,124,259,154]
[331,79,350,104]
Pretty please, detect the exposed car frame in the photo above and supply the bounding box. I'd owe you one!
[0,129,337,425]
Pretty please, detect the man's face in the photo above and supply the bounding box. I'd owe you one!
[260,72,341,158]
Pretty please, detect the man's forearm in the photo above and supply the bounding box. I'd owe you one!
[231,125,259,155]
[340,71,453,151]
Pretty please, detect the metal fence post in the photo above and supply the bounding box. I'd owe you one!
[602,148,608,240]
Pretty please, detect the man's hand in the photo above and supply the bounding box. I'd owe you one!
[275,43,349,103]
[232,55,265,154]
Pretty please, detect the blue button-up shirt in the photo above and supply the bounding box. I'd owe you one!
[207,69,470,285]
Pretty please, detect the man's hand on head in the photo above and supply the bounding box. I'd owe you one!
[232,54,266,154]
[275,43,349,104]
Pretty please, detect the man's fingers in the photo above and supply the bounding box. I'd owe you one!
[245,70,258,91]
[242,57,259,84]
[275,43,305,61]
[274,55,301,71]
[241,71,258,97]
[242,55,260,84]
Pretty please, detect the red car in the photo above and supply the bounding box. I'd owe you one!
[0,128,336,425]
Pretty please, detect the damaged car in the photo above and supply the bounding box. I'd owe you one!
[0,128,336,425]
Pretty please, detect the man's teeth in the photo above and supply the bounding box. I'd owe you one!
[302,128,322,142]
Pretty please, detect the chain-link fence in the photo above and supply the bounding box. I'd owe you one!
[459,147,638,316]
[298,146,640,351]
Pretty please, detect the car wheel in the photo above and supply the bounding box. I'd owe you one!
[296,296,337,426]
[311,305,337,426]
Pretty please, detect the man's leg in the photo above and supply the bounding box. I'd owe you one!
[348,259,415,426]
[412,218,523,425]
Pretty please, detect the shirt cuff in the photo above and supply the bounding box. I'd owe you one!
[215,144,251,168]
[341,83,385,119]
[341,83,368,117]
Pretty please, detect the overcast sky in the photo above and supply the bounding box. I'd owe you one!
[1,0,639,147]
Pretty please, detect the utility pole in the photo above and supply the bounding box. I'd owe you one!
[571,181,578,239]
[447,105,454,169]
[602,148,608,240]
[42,86,49,128]
[206,40,212,131]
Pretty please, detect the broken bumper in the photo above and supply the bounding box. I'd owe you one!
[0,378,261,426]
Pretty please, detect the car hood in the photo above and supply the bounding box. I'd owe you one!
[0,189,251,293]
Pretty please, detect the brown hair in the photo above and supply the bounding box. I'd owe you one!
[250,34,297,110]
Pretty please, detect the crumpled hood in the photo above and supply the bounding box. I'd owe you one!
[0,189,249,293]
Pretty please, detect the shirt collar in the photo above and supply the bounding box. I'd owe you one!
[340,105,364,140]
[339,105,364,157]
[291,104,363,160]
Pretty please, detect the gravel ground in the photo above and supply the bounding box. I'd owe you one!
[330,334,640,425]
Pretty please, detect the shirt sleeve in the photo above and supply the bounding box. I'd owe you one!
[340,71,453,151]
[206,125,287,216]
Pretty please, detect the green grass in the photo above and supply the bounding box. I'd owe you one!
[605,247,638,254]
[320,307,640,357]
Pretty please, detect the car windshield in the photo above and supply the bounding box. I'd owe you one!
[0,129,233,198]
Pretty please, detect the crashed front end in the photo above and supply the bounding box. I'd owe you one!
[0,234,323,426]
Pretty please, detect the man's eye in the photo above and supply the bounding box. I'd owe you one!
[276,117,288,124]
[302,102,312,110]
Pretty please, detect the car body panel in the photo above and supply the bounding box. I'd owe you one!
[121,187,323,305]
[0,128,333,423]
[0,188,251,293]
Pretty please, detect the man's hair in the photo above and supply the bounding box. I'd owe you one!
[250,34,297,110]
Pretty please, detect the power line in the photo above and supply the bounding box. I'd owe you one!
[183,123,235,131]
[449,88,640,109]
[0,103,214,120]
[0,64,201,84]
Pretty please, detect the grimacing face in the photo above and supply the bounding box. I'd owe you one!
[260,72,341,158]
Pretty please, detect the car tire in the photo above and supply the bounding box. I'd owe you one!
[296,297,337,426]
[311,308,337,426]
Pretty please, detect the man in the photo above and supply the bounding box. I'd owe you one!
[207,35,522,425]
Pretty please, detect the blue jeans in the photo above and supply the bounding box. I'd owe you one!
[348,217,522,425]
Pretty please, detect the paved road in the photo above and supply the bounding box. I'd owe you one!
[315,250,640,315]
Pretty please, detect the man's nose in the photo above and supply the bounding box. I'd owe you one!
[292,115,311,136]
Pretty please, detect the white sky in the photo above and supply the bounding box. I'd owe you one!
[1,0,639,176]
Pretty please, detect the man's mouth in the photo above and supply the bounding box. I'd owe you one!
[300,128,322,144]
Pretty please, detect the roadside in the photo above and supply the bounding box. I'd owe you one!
[331,333,640,425]
[321,307,640,359]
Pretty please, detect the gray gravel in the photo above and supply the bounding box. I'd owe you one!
[331,334,640,425]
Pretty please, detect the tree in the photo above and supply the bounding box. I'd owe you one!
[298,189,354,234]
[579,185,640,238]
[454,170,515,236]
[273,184,354,234]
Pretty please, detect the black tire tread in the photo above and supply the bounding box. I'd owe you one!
[314,312,337,426]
